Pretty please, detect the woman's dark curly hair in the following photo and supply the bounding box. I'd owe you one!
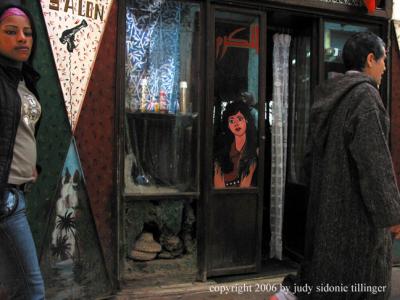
[215,101,257,177]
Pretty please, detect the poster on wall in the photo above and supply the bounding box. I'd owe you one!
[40,0,113,131]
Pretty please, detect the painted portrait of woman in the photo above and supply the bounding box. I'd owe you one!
[214,101,257,188]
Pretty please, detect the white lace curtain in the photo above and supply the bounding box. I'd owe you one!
[270,33,291,260]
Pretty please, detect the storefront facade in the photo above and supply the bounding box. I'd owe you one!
[9,0,399,298]
[118,0,393,283]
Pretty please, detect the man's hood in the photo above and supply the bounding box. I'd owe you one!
[310,72,377,150]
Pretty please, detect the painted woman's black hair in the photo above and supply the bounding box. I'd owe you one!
[215,100,257,177]
[0,4,37,65]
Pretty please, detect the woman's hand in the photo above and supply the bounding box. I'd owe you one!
[32,167,38,182]
[214,165,225,188]
[240,163,256,188]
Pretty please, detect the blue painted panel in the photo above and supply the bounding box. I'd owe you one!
[40,138,111,299]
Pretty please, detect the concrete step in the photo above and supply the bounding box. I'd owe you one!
[107,267,400,300]
[112,276,284,299]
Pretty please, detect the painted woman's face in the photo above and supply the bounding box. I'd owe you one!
[228,111,247,136]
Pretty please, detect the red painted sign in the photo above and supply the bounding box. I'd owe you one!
[216,24,259,60]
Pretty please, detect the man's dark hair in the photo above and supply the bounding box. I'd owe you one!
[342,31,385,71]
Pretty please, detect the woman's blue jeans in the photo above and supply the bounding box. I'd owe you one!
[0,189,45,300]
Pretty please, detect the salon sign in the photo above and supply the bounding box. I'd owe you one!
[40,0,113,131]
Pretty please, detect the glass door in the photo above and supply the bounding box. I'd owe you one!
[202,5,266,277]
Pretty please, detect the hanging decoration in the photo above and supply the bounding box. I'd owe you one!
[40,0,113,131]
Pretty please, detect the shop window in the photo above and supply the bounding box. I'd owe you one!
[124,0,201,195]
[324,21,379,79]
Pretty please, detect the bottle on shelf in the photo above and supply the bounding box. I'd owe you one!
[180,81,188,113]
[159,90,168,113]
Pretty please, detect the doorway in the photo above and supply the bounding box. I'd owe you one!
[263,12,315,265]
[202,6,315,279]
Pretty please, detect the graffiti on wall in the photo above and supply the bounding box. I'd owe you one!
[40,0,113,131]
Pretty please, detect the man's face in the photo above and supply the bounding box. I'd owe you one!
[364,47,386,87]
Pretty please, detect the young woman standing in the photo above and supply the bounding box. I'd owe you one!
[0,4,45,299]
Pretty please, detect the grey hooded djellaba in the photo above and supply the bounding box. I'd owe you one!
[297,72,400,300]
